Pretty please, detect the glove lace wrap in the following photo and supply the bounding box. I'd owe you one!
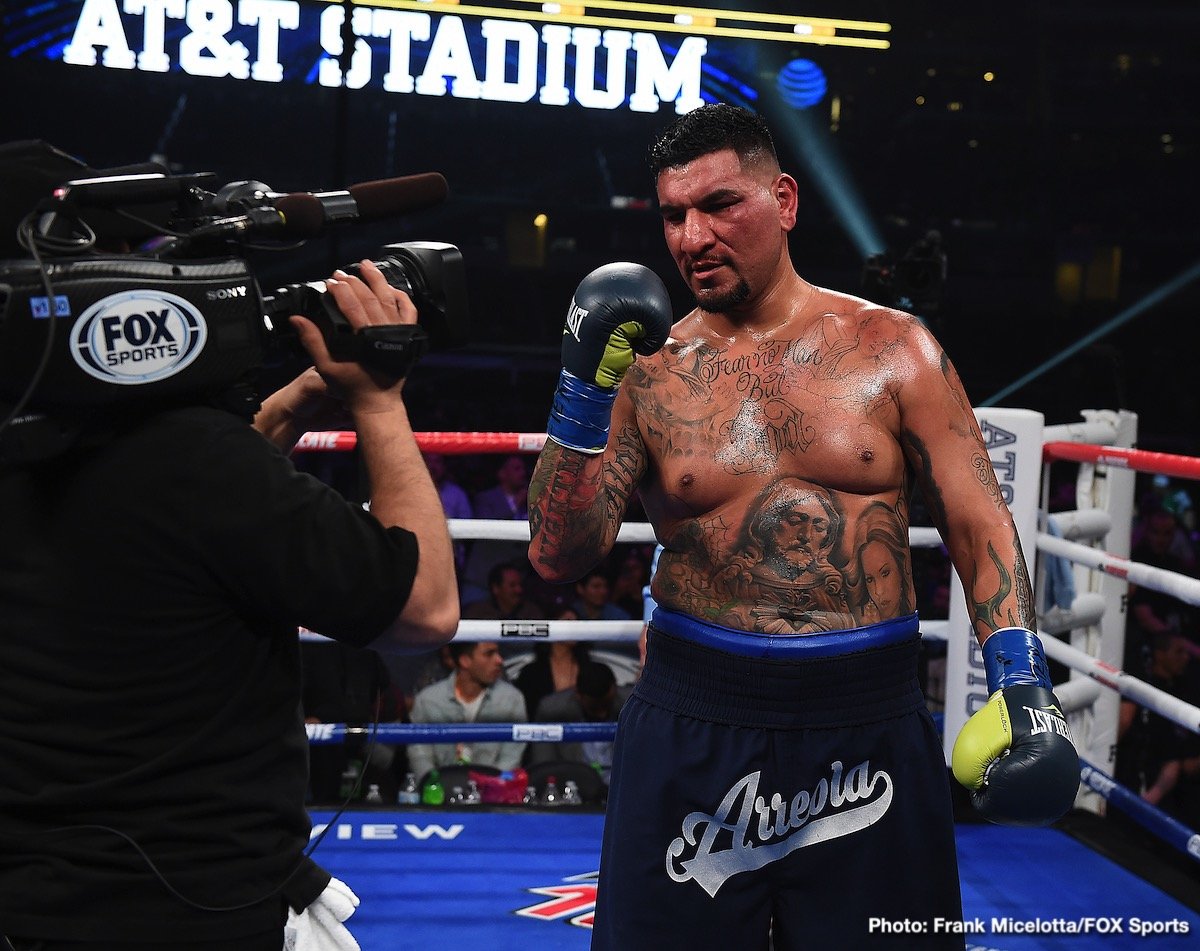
[983,626,1053,693]
[546,368,618,454]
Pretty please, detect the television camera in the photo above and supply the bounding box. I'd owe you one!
[0,151,469,464]
[861,230,947,317]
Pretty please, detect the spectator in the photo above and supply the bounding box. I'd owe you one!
[462,561,544,621]
[407,641,527,781]
[514,606,589,719]
[460,454,532,605]
[529,660,631,784]
[611,548,652,619]
[1125,505,1199,672]
[572,567,630,621]
[1135,476,1197,572]
[424,450,473,575]
[473,454,531,520]
[1117,632,1198,812]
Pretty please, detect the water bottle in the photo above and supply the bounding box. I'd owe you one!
[398,771,420,806]
[448,785,465,805]
[562,779,580,805]
[365,783,383,804]
[522,784,537,805]
[464,779,482,805]
[338,758,362,799]
[540,775,561,807]
[422,768,445,806]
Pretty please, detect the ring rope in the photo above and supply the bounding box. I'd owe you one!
[1079,761,1200,864]
[305,721,618,745]
[1044,440,1200,481]
[1038,625,1200,736]
[1037,532,1200,607]
[446,518,943,549]
[294,431,548,454]
[299,619,952,644]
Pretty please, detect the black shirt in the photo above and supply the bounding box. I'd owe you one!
[0,407,417,940]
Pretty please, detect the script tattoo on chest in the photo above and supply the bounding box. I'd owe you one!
[646,339,829,474]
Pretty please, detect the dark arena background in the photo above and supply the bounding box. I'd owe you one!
[2,0,1196,452]
[4,2,1200,948]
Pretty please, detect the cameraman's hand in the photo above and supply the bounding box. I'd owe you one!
[289,260,417,415]
[253,367,353,454]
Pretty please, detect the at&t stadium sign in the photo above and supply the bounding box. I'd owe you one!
[52,0,890,113]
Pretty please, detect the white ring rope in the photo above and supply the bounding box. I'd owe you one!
[1039,631,1200,736]
[1037,532,1200,607]
[448,518,945,549]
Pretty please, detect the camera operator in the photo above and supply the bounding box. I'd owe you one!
[0,261,459,948]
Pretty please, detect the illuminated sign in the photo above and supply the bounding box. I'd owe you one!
[37,1,890,113]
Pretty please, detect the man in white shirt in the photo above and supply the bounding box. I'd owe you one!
[407,641,527,781]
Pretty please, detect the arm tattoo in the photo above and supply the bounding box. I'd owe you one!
[901,431,1035,636]
[529,422,644,578]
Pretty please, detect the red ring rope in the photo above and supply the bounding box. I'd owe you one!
[1043,441,1200,481]
[293,431,548,454]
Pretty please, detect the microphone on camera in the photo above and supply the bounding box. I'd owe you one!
[277,172,449,229]
[191,173,450,241]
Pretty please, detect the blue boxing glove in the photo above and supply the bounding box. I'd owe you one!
[546,263,673,454]
[951,627,1080,826]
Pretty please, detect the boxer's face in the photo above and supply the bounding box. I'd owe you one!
[656,147,797,314]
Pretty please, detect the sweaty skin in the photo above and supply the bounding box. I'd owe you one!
[529,148,1033,641]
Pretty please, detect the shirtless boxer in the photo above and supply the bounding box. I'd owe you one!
[528,104,1078,949]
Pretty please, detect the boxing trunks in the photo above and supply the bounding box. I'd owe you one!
[592,608,964,950]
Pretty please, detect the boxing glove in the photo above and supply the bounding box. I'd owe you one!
[951,627,1080,826]
[546,262,673,453]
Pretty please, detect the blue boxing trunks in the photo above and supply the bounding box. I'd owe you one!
[591,608,964,950]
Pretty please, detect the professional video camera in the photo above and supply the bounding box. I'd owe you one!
[0,141,469,464]
[861,230,947,316]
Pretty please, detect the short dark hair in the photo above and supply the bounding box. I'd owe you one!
[575,567,609,589]
[648,103,779,177]
[448,641,480,665]
[575,660,616,700]
[487,561,522,589]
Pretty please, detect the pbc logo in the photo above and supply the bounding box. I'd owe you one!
[514,871,597,930]
[564,300,589,342]
[70,290,207,385]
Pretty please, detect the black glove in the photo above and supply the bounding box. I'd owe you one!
[951,627,1080,826]
[547,262,673,453]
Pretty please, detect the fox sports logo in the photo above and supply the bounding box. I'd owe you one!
[70,290,208,384]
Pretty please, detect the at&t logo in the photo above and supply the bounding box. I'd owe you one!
[70,290,207,384]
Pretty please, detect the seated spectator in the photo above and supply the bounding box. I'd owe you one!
[407,641,527,782]
[528,660,631,783]
[460,454,532,605]
[1116,631,1197,812]
[611,547,651,619]
[462,561,544,621]
[515,607,589,718]
[1124,505,1198,673]
[572,567,630,621]
[423,450,473,576]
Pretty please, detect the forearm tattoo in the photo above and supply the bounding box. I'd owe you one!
[529,422,642,578]
[902,428,1035,637]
